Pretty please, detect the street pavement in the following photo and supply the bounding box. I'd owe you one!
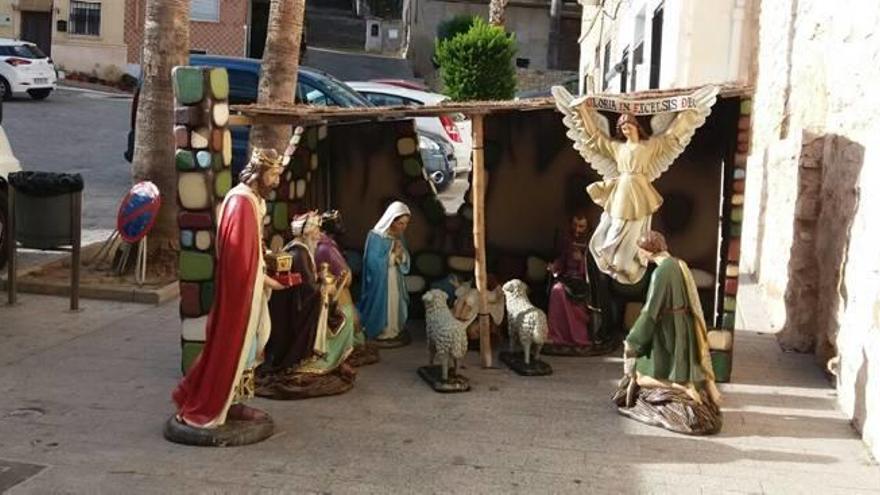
[304,47,416,82]
[3,87,132,236]
[0,279,878,493]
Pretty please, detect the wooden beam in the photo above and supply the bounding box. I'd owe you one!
[471,114,492,368]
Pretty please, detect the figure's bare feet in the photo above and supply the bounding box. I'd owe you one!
[227,404,268,421]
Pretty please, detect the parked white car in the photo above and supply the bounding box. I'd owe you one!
[0,38,57,100]
[345,82,473,173]
[0,98,21,268]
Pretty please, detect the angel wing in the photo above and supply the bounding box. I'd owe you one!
[649,112,677,136]
[552,86,619,180]
[643,85,719,182]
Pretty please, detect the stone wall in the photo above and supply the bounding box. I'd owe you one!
[741,0,880,458]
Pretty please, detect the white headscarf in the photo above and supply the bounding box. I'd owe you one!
[372,201,411,236]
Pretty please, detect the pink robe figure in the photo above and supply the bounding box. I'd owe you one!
[547,231,592,346]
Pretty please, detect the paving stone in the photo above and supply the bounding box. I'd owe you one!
[179,282,202,317]
[421,196,445,224]
[172,66,204,105]
[207,68,229,100]
[190,126,210,149]
[725,277,739,295]
[210,128,224,153]
[181,316,207,342]
[179,250,214,282]
[174,126,189,148]
[448,255,475,272]
[178,210,214,230]
[174,105,202,126]
[194,230,212,251]
[181,341,204,373]
[405,178,432,197]
[175,149,195,171]
[526,256,549,284]
[178,172,211,210]
[731,206,744,223]
[179,229,194,248]
[212,102,229,127]
[402,157,423,178]
[195,150,212,169]
[397,137,417,155]
[415,252,444,278]
[272,201,289,233]
[404,275,426,293]
[724,295,737,312]
[214,170,232,198]
[222,129,232,166]
[200,281,214,313]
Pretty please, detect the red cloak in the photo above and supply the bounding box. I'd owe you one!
[172,190,260,426]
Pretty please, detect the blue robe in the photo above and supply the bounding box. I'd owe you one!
[357,231,410,339]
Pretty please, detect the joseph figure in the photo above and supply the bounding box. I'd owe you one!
[614,230,722,435]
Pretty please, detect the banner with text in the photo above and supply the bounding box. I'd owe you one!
[574,94,701,115]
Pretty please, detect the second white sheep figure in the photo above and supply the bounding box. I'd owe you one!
[502,279,549,367]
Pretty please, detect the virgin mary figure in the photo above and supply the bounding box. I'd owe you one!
[357,201,412,345]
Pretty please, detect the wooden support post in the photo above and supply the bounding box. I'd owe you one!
[471,114,492,368]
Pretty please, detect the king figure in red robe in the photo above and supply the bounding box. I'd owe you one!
[169,148,285,438]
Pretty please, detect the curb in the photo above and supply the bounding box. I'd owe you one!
[57,84,133,99]
[1,243,179,305]
[0,277,178,305]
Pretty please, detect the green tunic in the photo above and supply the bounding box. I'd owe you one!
[625,257,709,386]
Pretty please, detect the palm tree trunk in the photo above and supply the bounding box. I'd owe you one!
[132,0,190,260]
[488,0,509,27]
[250,0,306,153]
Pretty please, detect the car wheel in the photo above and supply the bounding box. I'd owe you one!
[0,78,11,101]
[27,88,52,100]
[0,187,8,271]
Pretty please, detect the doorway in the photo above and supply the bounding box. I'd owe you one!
[20,11,52,57]
[248,0,270,59]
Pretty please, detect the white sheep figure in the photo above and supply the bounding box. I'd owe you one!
[422,289,473,382]
[502,279,548,366]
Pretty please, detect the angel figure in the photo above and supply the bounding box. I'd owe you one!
[552,85,719,285]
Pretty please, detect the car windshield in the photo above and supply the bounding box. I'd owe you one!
[315,74,372,107]
[9,44,47,59]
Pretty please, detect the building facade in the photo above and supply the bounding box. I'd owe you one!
[124,0,248,68]
[577,0,756,94]
[739,0,880,460]
[408,0,581,79]
[0,0,250,78]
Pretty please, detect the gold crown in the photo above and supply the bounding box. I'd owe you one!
[251,148,284,169]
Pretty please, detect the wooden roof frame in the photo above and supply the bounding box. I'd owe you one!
[227,83,753,126]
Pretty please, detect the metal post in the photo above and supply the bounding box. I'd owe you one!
[70,191,81,311]
[7,185,15,305]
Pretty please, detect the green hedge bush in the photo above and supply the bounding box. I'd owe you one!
[435,19,517,101]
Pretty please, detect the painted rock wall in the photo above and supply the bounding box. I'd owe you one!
[172,66,232,373]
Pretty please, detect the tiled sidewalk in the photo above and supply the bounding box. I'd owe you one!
[0,280,877,494]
